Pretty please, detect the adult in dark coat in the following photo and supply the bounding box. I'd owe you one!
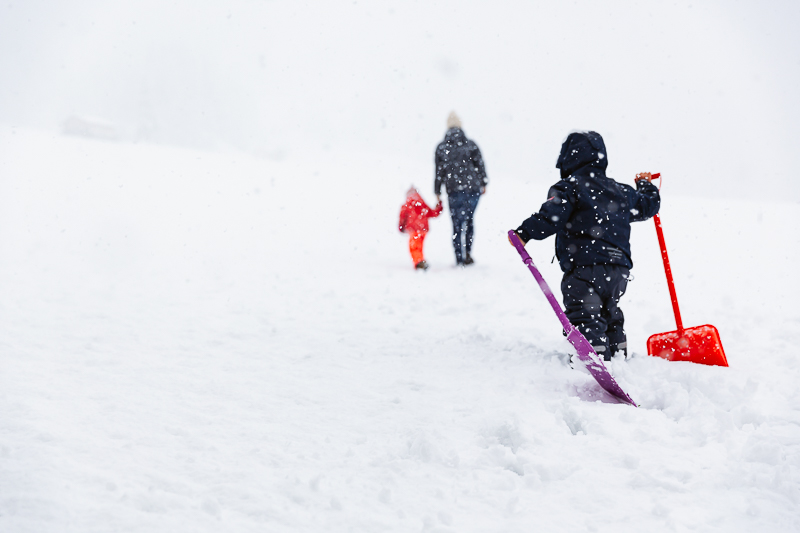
[434,112,488,266]
[512,131,660,359]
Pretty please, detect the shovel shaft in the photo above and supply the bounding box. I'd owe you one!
[508,232,573,333]
[653,213,684,331]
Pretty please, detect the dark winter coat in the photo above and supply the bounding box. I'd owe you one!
[434,128,488,196]
[515,131,660,273]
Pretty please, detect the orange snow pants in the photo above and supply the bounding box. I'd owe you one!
[409,231,427,264]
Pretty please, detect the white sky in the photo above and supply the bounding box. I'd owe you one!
[1,0,799,200]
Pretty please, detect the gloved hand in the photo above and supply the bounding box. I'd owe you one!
[508,231,527,247]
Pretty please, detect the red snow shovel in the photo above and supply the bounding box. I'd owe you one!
[645,173,728,367]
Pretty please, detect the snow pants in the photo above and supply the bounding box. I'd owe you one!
[561,264,630,361]
[447,190,481,264]
[408,231,427,265]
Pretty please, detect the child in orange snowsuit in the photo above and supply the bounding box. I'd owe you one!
[398,187,443,270]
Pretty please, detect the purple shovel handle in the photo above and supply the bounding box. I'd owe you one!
[508,230,637,406]
[508,231,573,333]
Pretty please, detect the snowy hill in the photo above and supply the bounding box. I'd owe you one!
[0,126,798,532]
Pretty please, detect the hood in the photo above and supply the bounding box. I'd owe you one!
[555,131,608,178]
[444,127,466,144]
[406,187,424,203]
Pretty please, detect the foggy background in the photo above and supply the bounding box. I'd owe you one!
[2,0,799,200]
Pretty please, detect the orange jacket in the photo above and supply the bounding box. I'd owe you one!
[399,188,442,233]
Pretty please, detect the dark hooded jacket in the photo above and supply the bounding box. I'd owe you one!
[516,131,660,273]
[434,128,488,196]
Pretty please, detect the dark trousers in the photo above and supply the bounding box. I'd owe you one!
[561,265,629,360]
[447,190,481,264]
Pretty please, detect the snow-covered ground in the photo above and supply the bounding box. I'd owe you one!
[0,126,798,532]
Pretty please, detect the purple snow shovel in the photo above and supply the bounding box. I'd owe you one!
[508,230,637,406]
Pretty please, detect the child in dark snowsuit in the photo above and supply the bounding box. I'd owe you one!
[399,187,443,270]
[512,131,660,360]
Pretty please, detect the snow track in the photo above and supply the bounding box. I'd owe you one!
[0,128,798,532]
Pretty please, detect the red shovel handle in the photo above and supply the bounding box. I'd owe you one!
[653,213,684,331]
[643,172,684,331]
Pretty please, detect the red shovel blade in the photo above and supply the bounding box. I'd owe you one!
[647,324,728,367]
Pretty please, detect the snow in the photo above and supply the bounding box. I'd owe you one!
[1,126,798,532]
[2,0,800,529]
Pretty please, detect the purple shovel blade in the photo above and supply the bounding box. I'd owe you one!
[508,230,636,406]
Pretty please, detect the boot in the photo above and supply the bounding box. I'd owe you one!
[415,260,429,271]
[611,342,628,360]
[592,344,611,362]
